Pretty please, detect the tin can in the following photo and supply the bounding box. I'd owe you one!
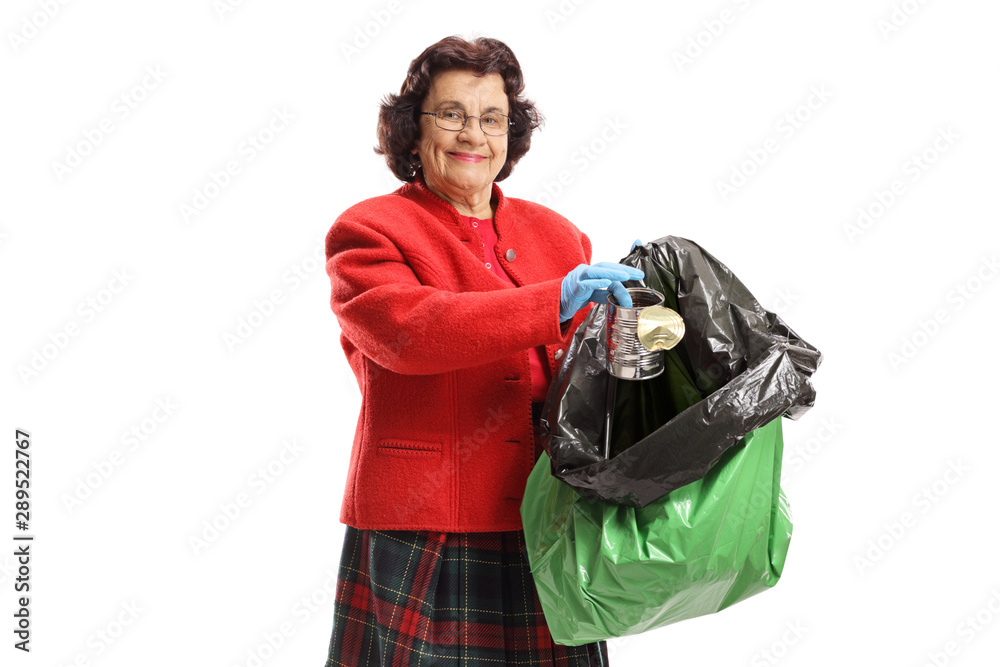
[606,287,685,380]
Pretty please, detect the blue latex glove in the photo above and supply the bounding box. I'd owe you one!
[631,239,643,251]
[560,261,645,322]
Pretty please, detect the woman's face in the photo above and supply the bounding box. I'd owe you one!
[412,70,509,207]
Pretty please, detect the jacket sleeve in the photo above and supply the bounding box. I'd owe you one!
[326,215,588,376]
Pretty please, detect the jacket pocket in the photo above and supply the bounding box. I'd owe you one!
[376,438,442,458]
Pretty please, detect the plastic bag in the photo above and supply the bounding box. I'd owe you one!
[521,419,791,646]
[537,235,822,507]
[519,235,821,645]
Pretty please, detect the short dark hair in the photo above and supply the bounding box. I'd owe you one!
[375,35,543,183]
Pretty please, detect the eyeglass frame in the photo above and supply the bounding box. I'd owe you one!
[419,107,513,136]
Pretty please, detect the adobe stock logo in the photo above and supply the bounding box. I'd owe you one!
[853,459,969,575]
[886,254,997,372]
[213,0,250,20]
[338,0,412,63]
[533,116,627,206]
[715,84,832,202]
[61,398,179,514]
[781,415,843,483]
[51,66,168,183]
[917,588,1000,667]
[223,238,325,351]
[843,126,959,244]
[877,0,933,40]
[749,620,808,667]
[672,0,758,73]
[178,107,295,223]
[17,268,135,385]
[7,0,73,53]
[543,0,590,30]
[188,438,305,556]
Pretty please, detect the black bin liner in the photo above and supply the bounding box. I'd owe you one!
[537,235,823,507]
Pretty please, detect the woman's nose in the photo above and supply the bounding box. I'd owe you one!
[457,119,487,144]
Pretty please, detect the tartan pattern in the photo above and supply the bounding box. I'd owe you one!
[325,403,610,665]
[324,527,610,666]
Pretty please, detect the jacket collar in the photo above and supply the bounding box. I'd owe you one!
[397,171,530,286]
[400,171,508,231]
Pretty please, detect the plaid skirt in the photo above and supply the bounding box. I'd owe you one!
[325,403,610,666]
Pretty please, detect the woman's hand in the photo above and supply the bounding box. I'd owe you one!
[560,262,645,322]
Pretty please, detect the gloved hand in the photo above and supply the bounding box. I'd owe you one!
[560,261,645,322]
[631,239,643,251]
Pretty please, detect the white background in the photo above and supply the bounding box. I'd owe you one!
[2,0,999,665]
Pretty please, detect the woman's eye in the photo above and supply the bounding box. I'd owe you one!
[440,110,463,120]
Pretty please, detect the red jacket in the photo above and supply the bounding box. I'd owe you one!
[325,174,594,532]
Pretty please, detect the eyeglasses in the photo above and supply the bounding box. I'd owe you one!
[420,108,512,136]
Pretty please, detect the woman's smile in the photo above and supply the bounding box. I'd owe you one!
[448,151,487,163]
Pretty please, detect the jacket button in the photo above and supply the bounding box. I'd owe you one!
[554,349,563,360]
[505,248,516,261]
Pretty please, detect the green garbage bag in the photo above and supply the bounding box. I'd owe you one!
[520,418,792,646]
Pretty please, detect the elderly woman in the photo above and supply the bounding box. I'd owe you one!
[323,35,643,665]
